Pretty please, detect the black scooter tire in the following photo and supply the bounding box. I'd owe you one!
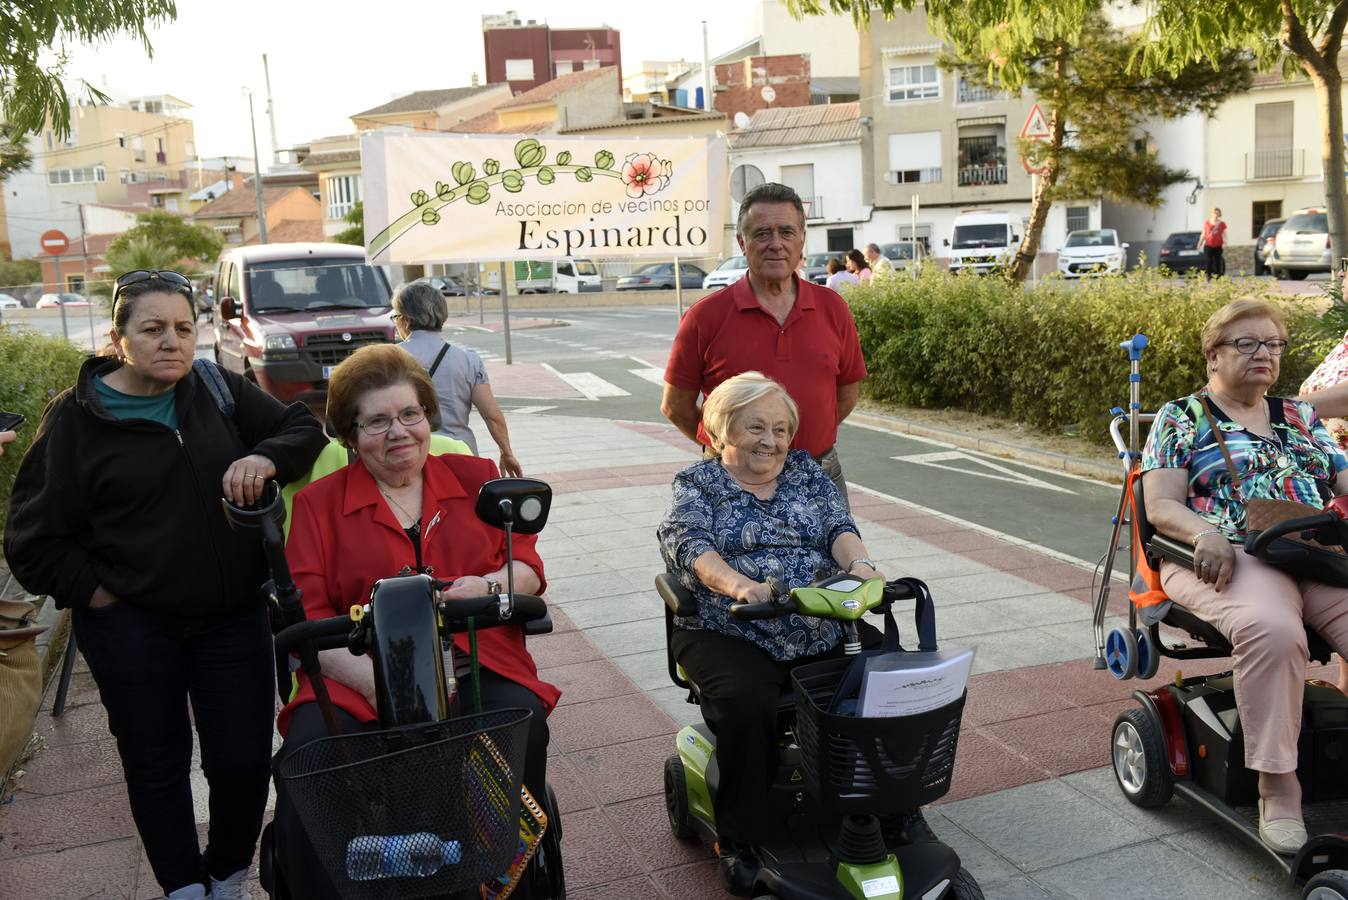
[664,754,697,841]
[1304,869,1348,899]
[952,867,985,899]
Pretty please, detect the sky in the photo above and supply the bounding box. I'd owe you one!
[57,0,761,162]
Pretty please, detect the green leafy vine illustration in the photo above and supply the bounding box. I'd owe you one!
[368,139,673,256]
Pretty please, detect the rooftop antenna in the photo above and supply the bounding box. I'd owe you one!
[262,54,280,166]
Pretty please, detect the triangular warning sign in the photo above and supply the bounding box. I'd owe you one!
[1020,103,1051,139]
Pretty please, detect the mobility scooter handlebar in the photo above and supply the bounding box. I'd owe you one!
[729,577,918,621]
[1245,510,1345,561]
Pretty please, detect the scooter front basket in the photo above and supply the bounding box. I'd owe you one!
[277,708,531,898]
[792,656,965,816]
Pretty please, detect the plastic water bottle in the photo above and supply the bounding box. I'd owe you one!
[345,832,463,881]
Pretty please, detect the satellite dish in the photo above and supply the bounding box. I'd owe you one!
[730,164,765,202]
[761,85,776,104]
[733,111,751,130]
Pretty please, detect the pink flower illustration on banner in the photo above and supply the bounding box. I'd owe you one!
[621,152,673,198]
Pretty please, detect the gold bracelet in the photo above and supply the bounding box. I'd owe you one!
[1192,528,1222,544]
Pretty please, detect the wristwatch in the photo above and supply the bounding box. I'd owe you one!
[846,558,876,574]
[484,578,503,596]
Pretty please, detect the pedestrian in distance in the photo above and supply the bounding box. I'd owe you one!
[1201,207,1227,279]
[3,269,328,900]
[865,242,895,280]
[661,181,868,506]
[391,280,523,476]
[825,256,858,291]
[846,248,872,284]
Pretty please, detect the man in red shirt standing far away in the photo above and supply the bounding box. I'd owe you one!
[661,182,868,505]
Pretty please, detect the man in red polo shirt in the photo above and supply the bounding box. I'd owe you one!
[661,182,867,503]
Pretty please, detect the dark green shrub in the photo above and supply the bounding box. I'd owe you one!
[0,327,86,529]
[849,269,1337,445]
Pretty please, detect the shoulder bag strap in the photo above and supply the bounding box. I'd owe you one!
[1199,395,1243,490]
[428,342,451,379]
[192,358,236,419]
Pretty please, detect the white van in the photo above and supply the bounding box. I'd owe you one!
[947,210,1019,275]
[510,258,603,293]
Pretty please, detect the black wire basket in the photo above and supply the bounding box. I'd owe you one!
[791,656,965,816]
[277,708,532,899]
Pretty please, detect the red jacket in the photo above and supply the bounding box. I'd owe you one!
[277,452,559,735]
[1201,219,1226,248]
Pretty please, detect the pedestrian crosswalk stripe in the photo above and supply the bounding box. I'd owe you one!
[546,368,630,400]
[891,450,1076,495]
[629,368,665,386]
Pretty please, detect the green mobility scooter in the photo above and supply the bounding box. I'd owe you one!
[656,570,984,900]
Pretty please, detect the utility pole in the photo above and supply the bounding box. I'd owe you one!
[702,22,712,111]
[78,203,95,347]
[245,89,268,244]
[262,54,280,165]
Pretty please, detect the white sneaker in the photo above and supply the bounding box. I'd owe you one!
[208,870,252,900]
[164,885,207,900]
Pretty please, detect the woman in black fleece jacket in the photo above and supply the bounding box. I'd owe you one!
[4,273,326,900]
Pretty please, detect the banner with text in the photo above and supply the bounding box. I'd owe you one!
[362,132,728,265]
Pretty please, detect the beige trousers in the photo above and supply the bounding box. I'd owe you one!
[1161,555,1348,772]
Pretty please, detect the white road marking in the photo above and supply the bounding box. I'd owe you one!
[891,450,1077,495]
[508,406,557,415]
[541,365,630,400]
[629,368,666,386]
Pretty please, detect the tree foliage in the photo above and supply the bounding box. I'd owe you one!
[0,121,30,180]
[785,0,1252,280]
[1,1,178,139]
[106,210,222,264]
[332,201,364,246]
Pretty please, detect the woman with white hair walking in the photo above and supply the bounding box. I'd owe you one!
[391,280,523,476]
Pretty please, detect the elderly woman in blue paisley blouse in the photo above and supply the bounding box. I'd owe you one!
[1142,298,1348,856]
[657,371,884,894]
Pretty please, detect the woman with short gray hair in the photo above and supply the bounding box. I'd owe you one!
[392,281,523,476]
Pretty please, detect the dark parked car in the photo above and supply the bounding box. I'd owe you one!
[413,275,466,297]
[803,252,833,284]
[1157,231,1204,275]
[1254,218,1286,276]
[615,262,707,291]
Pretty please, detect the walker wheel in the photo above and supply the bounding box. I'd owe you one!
[1135,627,1161,680]
[1105,627,1139,680]
[1305,869,1348,899]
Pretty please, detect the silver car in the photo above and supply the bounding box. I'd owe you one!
[1270,208,1330,280]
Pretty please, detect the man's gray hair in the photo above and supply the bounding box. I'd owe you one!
[866,242,881,254]
[393,281,448,332]
[736,182,805,238]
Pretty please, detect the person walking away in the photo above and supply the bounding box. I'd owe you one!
[3,270,327,900]
[661,182,867,505]
[391,280,523,476]
[1201,207,1227,279]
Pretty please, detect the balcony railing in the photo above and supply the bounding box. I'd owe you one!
[957,79,1002,104]
[958,163,1008,186]
[888,168,942,185]
[1245,149,1304,180]
[802,196,824,219]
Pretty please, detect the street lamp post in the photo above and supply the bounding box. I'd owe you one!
[244,88,268,244]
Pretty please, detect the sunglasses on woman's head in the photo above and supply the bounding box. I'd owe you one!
[113,270,192,301]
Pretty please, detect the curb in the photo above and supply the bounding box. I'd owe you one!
[846,409,1123,484]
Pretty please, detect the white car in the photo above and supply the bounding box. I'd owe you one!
[1057,229,1128,277]
[702,255,750,290]
[0,294,21,309]
[36,292,91,308]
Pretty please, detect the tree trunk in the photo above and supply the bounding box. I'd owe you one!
[1007,47,1068,283]
[1309,66,1348,280]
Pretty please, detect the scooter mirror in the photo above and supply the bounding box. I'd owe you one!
[475,477,552,534]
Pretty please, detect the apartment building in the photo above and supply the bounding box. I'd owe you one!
[2,92,198,259]
[482,11,622,94]
[858,10,1095,261]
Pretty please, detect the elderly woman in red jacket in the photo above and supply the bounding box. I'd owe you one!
[273,344,558,899]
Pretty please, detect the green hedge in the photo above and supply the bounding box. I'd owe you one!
[848,269,1340,444]
[0,328,86,529]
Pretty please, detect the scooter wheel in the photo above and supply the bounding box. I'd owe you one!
[951,867,985,900]
[1134,627,1161,680]
[1105,627,1139,680]
[1305,869,1348,899]
[664,754,696,841]
[1112,707,1173,807]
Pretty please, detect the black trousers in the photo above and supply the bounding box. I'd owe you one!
[73,602,275,895]
[273,667,549,898]
[671,622,882,845]
[1204,245,1224,278]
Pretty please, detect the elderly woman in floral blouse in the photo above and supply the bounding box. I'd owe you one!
[1143,298,1348,856]
[657,371,884,894]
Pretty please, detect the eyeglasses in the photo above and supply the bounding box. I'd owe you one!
[1216,337,1289,356]
[113,270,191,301]
[356,405,426,436]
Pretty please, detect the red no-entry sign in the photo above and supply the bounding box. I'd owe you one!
[40,229,70,255]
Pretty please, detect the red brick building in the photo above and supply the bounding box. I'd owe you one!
[714,53,811,123]
[482,12,621,94]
